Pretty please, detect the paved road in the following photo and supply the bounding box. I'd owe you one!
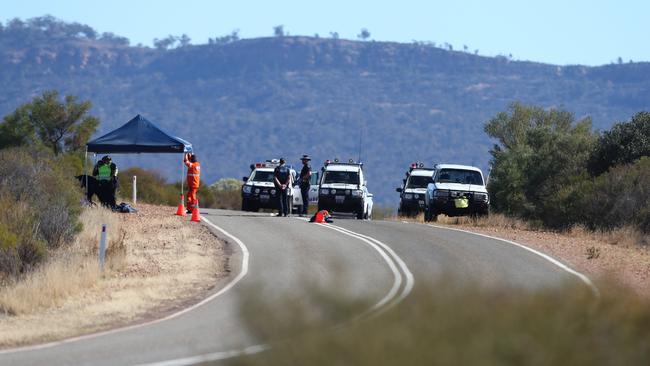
[0,209,590,366]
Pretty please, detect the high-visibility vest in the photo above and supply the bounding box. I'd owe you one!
[97,164,112,181]
[187,162,201,188]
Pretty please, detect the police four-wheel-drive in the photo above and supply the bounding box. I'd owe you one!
[424,164,489,222]
[241,160,301,213]
[318,159,373,220]
[396,162,435,217]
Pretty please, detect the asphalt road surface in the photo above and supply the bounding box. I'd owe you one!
[0,209,593,366]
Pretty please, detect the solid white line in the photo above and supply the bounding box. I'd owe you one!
[0,216,250,356]
[427,224,600,296]
[136,344,270,366]
[138,218,416,366]
[330,225,415,308]
[321,224,403,313]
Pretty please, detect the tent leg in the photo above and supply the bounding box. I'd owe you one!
[181,154,185,196]
[84,147,88,203]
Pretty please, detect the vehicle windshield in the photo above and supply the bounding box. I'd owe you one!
[407,175,434,188]
[322,171,360,185]
[249,170,275,182]
[435,169,483,185]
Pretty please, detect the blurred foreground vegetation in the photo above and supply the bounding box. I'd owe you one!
[227,281,650,366]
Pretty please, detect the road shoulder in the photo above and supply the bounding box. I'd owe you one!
[0,204,229,348]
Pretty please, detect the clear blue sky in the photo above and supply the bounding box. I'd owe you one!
[2,0,647,66]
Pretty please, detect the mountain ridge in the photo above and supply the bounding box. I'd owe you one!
[1,17,649,204]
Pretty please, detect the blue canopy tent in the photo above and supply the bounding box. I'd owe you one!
[85,114,193,202]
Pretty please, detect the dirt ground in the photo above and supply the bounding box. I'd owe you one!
[436,220,650,297]
[0,204,228,348]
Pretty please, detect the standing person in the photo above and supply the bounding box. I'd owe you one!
[184,153,201,214]
[273,157,291,217]
[299,154,312,217]
[93,155,118,208]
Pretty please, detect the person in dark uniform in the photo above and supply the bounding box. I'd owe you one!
[273,158,291,217]
[299,154,312,217]
[93,155,118,208]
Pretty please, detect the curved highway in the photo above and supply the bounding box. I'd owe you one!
[0,209,592,366]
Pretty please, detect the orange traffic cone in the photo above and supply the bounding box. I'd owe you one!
[190,200,201,222]
[176,194,186,216]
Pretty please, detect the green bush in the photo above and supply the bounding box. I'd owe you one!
[119,168,242,210]
[485,103,597,228]
[588,111,650,176]
[208,178,243,210]
[579,157,650,233]
[0,148,78,276]
[119,167,178,206]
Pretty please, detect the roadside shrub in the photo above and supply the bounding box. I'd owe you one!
[208,178,242,210]
[118,167,178,205]
[118,168,243,210]
[0,148,80,277]
[485,103,597,228]
[588,111,650,176]
[579,157,650,233]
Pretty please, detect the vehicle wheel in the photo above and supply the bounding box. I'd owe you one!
[430,210,438,222]
[241,200,249,212]
[356,205,364,220]
[425,207,437,222]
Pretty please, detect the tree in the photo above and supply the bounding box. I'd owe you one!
[485,103,597,227]
[153,35,177,50]
[273,25,284,37]
[100,32,129,46]
[329,31,339,39]
[358,28,370,41]
[178,34,191,47]
[587,111,650,176]
[0,91,99,155]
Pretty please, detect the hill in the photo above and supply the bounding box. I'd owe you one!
[1,16,649,205]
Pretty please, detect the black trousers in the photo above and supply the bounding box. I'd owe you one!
[278,188,289,216]
[300,185,310,215]
[99,180,117,208]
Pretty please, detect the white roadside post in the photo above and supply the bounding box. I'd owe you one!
[132,175,137,205]
[99,224,107,271]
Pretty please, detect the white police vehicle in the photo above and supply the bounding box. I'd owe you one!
[291,170,320,210]
[396,162,435,217]
[318,159,373,220]
[424,164,489,222]
[241,159,300,213]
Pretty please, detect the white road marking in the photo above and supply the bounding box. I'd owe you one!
[0,216,250,356]
[320,224,403,314]
[137,218,416,366]
[427,224,599,296]
[329,225,415,309]
[135,344,270,366]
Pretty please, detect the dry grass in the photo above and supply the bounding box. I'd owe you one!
[568,225,650,248]
[393,212,649,247]
[0,207,125,316]
[0,204,226,347]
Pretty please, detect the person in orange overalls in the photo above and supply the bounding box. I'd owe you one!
[184,153,201,214]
